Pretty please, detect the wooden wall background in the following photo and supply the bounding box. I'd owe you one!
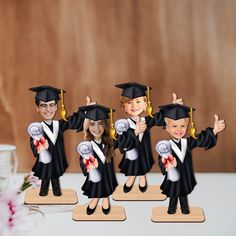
[0,0,235,172]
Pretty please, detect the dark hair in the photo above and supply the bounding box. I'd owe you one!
[35,99,59,106]
[84,119,114,163]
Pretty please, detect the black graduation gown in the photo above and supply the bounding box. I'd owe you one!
[118,112,163,176]
[30,111,84,179]
[158,127,217,197]
[80,141,118,198]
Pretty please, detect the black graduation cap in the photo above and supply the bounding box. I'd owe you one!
[29,85,64,102]
[115,82,150,99]
[159,104,195,120]
[79,104,114,121]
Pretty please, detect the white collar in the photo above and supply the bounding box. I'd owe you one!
[44,120,52,125]
[170,139,187,163]
[94,139,102,144]
[94,139,105,148]
[41,120,59,145]
[172,138,181,143]
[127,118,136,129]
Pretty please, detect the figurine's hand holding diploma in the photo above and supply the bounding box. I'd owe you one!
[77,141,101,183]
[27,122,52,164]
[134,117,147,136]
[33,138,49,154]
[83,156,99,172]
[172,93,183,105]
[155,140,180,182]
[213,114,226,135]
[161,155,177,171]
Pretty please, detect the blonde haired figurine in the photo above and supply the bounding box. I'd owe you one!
[156,104,225,214]
[115,82,183,194]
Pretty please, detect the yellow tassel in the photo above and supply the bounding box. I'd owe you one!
[189,107,197,139]
[109,108,117,140]
[146,86,154,118]
[60,89,68,121]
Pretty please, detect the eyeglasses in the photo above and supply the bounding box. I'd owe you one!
[39,103,57,110]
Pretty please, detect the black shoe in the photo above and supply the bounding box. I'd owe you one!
[102,205,111,215]
[86,205,97,215]
[181,208,190,214]
[167,208,176,214]
[39,178,49,197]
[139,183,147,193]
[123,183,134,193]
[53,190,62,196]
[167,197,178,214]
[51,178,62,196]
[180,196,189,214]
[39,189,48,196]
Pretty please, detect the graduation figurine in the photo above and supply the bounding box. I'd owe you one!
[77,104,118,215]
[27,85,85,197]
[156,104,225,215]
[114,82,182,194]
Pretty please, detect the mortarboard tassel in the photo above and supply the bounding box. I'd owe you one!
[60,89,68,121]
[109,108,117,140]
[146,86,154,118]
[189,107,197,139]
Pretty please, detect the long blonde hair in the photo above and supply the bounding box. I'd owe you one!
[83,118,114,163]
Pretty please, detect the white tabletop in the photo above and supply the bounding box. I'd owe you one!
[15,173,236,236]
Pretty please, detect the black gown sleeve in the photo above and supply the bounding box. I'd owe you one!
[30,137,38,158]
[80,156,88,176]
[158,155,167,175]
[146,110,165,129]
[188,127,217,150]
[117,130,137,153]
[60,110,85,132]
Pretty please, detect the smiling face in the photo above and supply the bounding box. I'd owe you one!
[123,96,147,118]
[37,100,58,120]
[88,120,105,140]
[165,118,189,140]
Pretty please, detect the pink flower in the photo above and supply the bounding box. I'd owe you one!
[0,189,34,236]
[20,172,41,192]
[27,172,41,188]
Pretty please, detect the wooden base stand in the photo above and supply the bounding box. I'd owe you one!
[72,205,126,221]
[151,207,205,223]
[112,185,166,201]
[24,188,78,205]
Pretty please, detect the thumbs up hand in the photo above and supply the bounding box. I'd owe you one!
[172,93,183,105]
[134,117,147,136]
[213,114,226,135]
[86,96,96,106]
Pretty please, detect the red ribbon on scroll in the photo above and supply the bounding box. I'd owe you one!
[161,155,177,171]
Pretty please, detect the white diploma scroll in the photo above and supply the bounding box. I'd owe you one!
[27,122,52,164]
[115,119,130,135]
[77,141,101,183]
[155,140,180,182]
[115,119,138,160]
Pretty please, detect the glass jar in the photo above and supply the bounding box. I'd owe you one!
[0,144,18,191]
